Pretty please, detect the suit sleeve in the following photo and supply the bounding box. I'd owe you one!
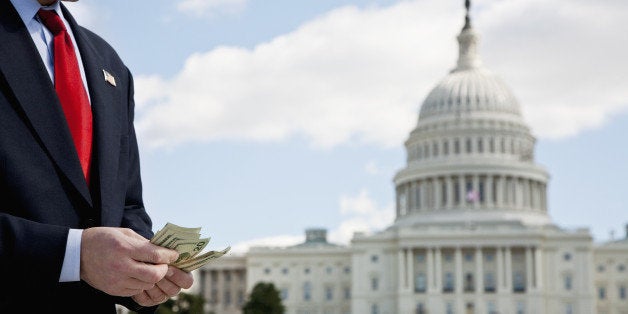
[115,68,160,313]
[119,67,153,240]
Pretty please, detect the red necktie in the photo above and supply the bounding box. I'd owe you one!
[38,9,93,184]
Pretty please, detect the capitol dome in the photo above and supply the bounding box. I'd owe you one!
[393,9,551,228]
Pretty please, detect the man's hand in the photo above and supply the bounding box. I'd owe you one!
[80,227,179,297]
[132,266,194,307]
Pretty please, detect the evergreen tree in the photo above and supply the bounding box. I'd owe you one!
[242,282,285,314]
[153,291,205,314]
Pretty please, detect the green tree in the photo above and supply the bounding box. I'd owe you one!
[242,282,285,314]
[154,291,206,314]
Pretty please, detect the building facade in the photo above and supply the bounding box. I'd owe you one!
[192,4,628,314]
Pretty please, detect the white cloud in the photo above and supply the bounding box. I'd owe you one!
[136,0,628,150]
[330,190,394,244]
[229,234,303,254]
[230,190,393,252]
[177,0,247,17]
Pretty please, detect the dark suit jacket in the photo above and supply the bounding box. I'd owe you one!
[0,2,155,313]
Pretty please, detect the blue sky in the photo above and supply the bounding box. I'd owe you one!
[65,0,628,252]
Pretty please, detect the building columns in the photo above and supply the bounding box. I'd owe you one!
[455,247,463,294]
[505,247,513,291]
[427,247,435,291]
[435,247,442,291]
[526,247,533,292]
[407,248,414,292]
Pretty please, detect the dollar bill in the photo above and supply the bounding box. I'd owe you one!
[150,222,229,272]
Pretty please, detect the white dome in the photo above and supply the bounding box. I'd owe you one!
[419,68,522,120]
[392,17,552,228]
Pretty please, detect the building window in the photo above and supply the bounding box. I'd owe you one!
[466,302,475,313]
[344,287,351,299]
[485,253,494,262]
[264,268,271,275]
[304,267,311,274]
[479,180,485,203]
[599,286,606,300]
[478,138,484,153]
[326,266,333,274]
[344,266,351,274]
[618,264,626,272]
[225,272,231,282]
[282,268,289,275]
[489,138,495,153]
[416,253,425,263]
[416,303,426,314]
[466,138,472,153]
[446,301,455,314]
[442,180,448,205]
[464,273,474,292]
[464,252,473,262]
[444,140,449,155]
[211,289,218,303]
[280,288,288,301]
[514,271,525,293]
[445,253,453,263]
[238,290,245,305]
[620,285,627,300]
[225,291,231,305]
[487,301,497,314]
[485,272,496,293]
[303,282,312,301]
[454,139,460,154]
[415,273,426,293]
[563,253,572,261]
[371,304,379,314]
[325,286,333,301]
[597,265,605,272]
[416,183,422,210]
[371,277,379,291]
[564,274,572,291]
[433,142,439,157]
[371,255,379,263]
[454,181,460,205]
[565,303,573,314]
[444,272,454,293]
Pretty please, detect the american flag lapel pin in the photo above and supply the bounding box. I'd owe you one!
[103,69,117,87]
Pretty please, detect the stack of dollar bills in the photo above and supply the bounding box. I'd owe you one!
[150,222,230,272]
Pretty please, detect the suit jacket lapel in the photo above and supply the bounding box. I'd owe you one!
[61,5,120,220]
[0,1,92,207]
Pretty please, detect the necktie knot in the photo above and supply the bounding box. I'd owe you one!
[38,9,66,35]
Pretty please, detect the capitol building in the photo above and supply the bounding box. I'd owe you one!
[191,3,628,314]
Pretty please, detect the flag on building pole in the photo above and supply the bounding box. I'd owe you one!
[466,189,479,203]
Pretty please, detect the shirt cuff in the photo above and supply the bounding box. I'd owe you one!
[59,229,83,282]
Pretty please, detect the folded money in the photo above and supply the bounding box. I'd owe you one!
[151,222,230,272]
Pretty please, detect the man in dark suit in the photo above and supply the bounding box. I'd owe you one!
[0,0,193,312]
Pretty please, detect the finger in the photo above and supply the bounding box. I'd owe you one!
[165,266,194,290]
[130,262,169,284]
[119,287,144,297]
[146,286,168,303]
[132,291,153,307]
[121,277,156,291]
[156,277,181,297]
[132,241,179,265]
